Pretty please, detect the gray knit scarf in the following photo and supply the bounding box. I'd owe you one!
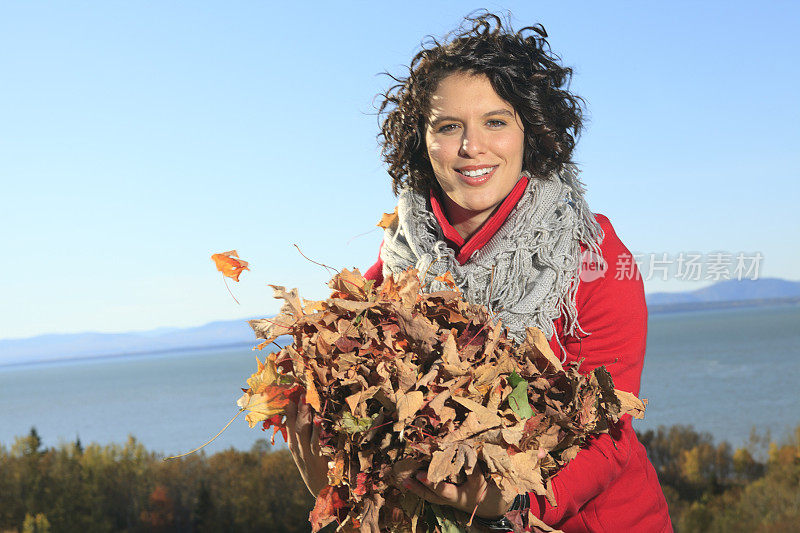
[380,165,604,350]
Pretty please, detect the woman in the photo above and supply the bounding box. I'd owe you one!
[286,13,672,532]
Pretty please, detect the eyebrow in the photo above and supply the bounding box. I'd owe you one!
[428,109,515,128]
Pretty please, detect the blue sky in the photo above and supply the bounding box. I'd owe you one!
[1,1,798,339]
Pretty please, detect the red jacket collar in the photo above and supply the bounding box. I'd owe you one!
[429,176,529,265]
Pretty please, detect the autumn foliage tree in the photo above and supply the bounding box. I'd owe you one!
[0,430,313,533]
[636,424,800,532]
[0,425,798,532]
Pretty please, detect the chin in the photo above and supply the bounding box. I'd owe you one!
[460,196,499,214]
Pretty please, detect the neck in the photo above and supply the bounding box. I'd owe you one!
[441,195,495,241]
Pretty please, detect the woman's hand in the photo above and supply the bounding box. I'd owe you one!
[402,465,514,520]
[284,397,329,496]
[402,446,547,521]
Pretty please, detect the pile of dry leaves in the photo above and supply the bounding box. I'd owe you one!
[237,268,646,533]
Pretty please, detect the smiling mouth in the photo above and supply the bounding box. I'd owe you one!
[455,165,498,184]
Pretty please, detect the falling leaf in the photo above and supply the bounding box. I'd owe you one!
[211,250,249,281]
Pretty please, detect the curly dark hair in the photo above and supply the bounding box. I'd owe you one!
[377,12,585,195]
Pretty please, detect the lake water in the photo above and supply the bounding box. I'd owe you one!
[1,305,798,455]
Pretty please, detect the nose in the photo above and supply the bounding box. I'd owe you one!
[458,127,486,158]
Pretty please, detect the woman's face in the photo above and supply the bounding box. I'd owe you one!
[425,72,525,230]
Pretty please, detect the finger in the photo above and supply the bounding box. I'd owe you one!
[284,400,298,427]
[415,472,463,506]
[283,402,303,455]
[310,415,322,457]
[293,406,316,461]
[296,400,313,440]
[286,402,309,437]
[538,448,548,460]
[402,477,452,507]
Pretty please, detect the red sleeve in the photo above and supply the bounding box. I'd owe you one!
[363,241,384,284]
[534,214,648,525]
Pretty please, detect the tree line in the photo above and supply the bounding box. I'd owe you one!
[1,424,798,532]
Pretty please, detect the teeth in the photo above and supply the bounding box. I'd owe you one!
[461,167,494,177]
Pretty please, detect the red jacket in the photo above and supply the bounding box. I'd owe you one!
[364,185,673,532]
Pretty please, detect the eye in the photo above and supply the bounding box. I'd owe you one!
[436,123,459,134]
[486,119,507,128]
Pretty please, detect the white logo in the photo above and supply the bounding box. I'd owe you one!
[580,250,607,282]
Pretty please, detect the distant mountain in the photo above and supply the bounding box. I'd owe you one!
[647,278,800,312]
[647,277,800,305]
[0,318,262,367]
[3,278,798,367]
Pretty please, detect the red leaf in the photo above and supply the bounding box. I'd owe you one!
[309,485,348,532]
[261,414,287,445]
[353,472,369,497]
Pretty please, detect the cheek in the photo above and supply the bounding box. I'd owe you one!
[496,135,525,166]
[426,139,445,168]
